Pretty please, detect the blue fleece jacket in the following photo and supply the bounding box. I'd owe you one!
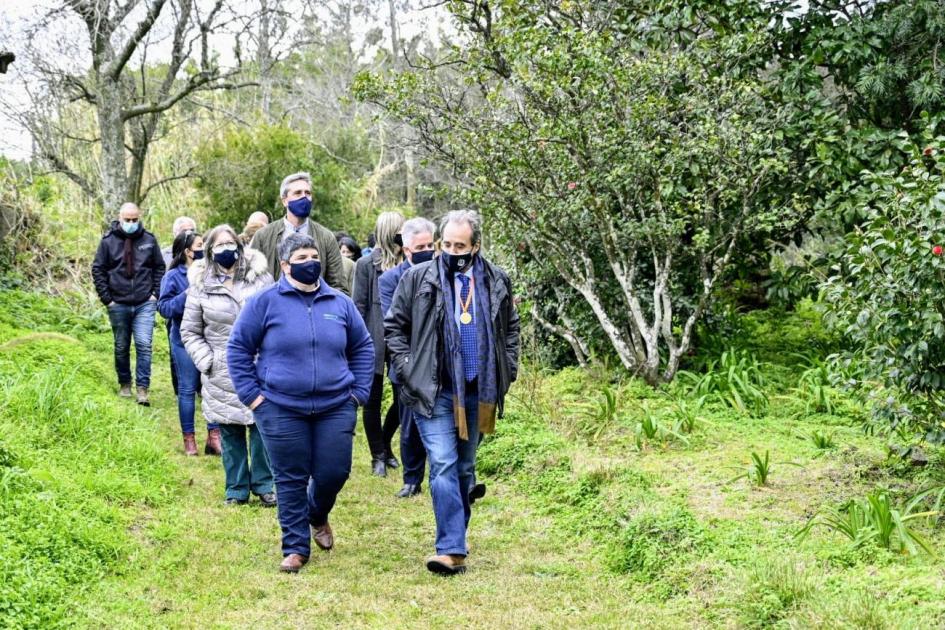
[227,275,375,415]
[157,265,190,345]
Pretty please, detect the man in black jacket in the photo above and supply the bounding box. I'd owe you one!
[91,202,165,405]
[384,210,520,576]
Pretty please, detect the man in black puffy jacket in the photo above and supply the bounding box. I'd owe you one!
[91,202,165,405]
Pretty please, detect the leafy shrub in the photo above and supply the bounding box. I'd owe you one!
[822,131,945,442]
[194,124,353,233]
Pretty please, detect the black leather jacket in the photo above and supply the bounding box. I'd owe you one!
[383,256,520,421]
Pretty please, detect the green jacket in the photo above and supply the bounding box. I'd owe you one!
[249,217,349,296]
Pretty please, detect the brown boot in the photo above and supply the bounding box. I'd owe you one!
[279,553,308,573]
[426,554,467,575]
[312,522,334,551]
[135,386,150,406]
[118,383,133,398]
[205,428,222,455]
[182,433,198,456]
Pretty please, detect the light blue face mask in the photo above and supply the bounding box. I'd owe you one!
[121,221,139,234]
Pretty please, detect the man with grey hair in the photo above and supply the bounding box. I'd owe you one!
[249,172,347,294]
[92,202,166,405]
[379,216,436,499]
[385,210,520,575]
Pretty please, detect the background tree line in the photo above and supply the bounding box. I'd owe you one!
[3,0,945,442]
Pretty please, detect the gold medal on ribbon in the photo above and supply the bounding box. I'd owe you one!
[460,312,473,325]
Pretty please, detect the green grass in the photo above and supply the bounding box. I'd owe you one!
[4,287,945,628]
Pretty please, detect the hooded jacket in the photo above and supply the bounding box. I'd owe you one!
[91,221,165,305]
[179,247,272,425]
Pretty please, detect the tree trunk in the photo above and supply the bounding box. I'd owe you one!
[96,78,130,213]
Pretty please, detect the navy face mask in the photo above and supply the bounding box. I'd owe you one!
[410,250,434,265]
[191,250,204,261]
[290,260,321,285]
[287,197,312,219]
[393,233,403,247]
[213,249,239,269]
[442,251,473,274]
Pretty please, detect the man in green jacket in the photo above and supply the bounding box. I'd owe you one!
[250,172,348,295]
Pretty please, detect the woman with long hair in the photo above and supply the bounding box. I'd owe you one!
[158,230,215,456]
[352,211,405,477]
[180,224,276,506]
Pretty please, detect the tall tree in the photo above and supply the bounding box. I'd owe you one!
[10,0,259,213]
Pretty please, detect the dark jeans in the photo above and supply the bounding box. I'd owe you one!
[394,384,426,485]
[219,424,273,501]
[107,300,156,388]
[170,340,217,434]
[166,320,178,395]
[416,389,480,557]
[253,398,357,557]
[362,373,399,458]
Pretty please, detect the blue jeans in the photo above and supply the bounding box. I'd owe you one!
[394,384,426,485]
[253,398,357,557]
[107,301,156,388]
[416,390,480,556]
[219,424,273,500]
[170,339,218,434]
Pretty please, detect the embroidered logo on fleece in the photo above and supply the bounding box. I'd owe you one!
[323,313,342,322]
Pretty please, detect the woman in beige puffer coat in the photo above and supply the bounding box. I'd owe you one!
[181,224,276,506]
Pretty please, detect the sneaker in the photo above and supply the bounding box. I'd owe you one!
[118,384,132,398]
[224,497,248,506]
[257,492,277,507]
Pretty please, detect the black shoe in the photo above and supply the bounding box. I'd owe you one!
[396,483,422,498]
[257,492,277,507]
[384,451,400,469]
[224,497,248,506]
[468,483,487,505]
[371,457,387,478]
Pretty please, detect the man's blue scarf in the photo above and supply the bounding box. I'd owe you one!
[438,255,498,440]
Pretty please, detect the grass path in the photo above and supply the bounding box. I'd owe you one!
[78,359,648,629]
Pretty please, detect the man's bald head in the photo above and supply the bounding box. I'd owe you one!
[248,211,269,226]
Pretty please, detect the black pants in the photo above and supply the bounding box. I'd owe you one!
[362,373,399,458]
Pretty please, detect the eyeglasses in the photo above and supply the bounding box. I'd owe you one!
[211,242,238,254]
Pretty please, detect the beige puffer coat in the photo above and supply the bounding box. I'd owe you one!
[180,248,272,425]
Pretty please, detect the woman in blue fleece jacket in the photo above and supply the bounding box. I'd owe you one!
[157,230,218,455]
[227,233,374,573]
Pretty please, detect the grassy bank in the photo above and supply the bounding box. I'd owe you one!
[3,289,945,628]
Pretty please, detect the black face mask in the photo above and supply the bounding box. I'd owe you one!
[410,249,435,265]
[442,251,474,274]
[393,233,403,247]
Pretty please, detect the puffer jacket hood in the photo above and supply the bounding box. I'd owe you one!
[180,247,273,425]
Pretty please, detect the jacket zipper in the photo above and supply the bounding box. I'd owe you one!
[308,302,317,414]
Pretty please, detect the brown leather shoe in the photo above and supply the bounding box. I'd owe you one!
[182,433,198,456]
[312,522,333,551]
[136,386,150,406]
[204,428,222,456]
[279,553,308,573]
[426,554,467,575]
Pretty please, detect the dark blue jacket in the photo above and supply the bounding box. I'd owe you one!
[157,265,190,345]
[378,260,411,385]
[227,275,375,415]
